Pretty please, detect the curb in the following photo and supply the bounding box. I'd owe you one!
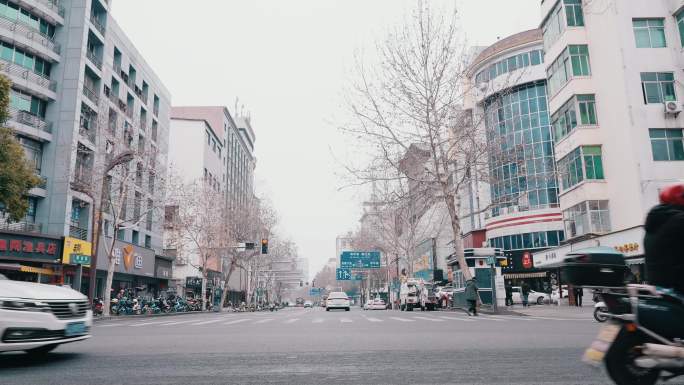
[93,310,219,323]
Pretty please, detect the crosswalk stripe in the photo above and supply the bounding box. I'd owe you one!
[191,318,228,326]
[223,319,252,325]
[96,323,123,327]
[390,317,415,322]
[340,318,353,323]
[312,318,324,324]
[476,316,504,322]
[256,318,274,324]
[365,317,382,322]
[413,316,444,322]
[158,320,196,326]
[438,316,474,322]
[129,320,169,327]
[284,318,299,324]
[528,316,591,321]
[487,315,537,321]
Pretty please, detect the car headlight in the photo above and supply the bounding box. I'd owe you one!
[0,299,50,312]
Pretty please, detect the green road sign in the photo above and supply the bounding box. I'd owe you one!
[340,251,381,268]
[336,268,351,280]
[71,254,91,265]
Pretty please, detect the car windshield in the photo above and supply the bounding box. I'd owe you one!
[0,2,653,384]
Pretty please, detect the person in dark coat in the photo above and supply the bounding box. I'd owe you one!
[521,281,531,307]
[465,279,479,316]
[574,287,583,307]
[644,184,684,293]
[505,281,513,306]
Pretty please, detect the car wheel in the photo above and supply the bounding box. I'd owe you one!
[25,344,57,357]
[537,296,545,305]
[345,307,350,311]
[326,308,330,311]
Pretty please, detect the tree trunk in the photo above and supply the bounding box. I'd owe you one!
[443,192,473,281]
[201,272,207,311]
[102,236,117,317]
[218,260,237,313]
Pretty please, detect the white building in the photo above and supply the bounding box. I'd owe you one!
[533,0,684,276]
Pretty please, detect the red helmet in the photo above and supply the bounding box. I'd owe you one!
[659,184,684,206]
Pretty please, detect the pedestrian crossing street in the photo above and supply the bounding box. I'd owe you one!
[94,311,591,329]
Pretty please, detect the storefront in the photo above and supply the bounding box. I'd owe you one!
[0,231,63,283]
[95,237,160,299]
[501,250,553,293]
[154,255,173,295]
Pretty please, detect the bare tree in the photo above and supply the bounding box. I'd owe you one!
[165,177,227,311]
[341,2,492,281]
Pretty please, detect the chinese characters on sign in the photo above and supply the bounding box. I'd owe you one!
[0,234,61,261]
[339,251,381,268]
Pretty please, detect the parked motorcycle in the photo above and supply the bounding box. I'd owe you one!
[92,298,104,316]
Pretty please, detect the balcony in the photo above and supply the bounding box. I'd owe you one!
[82,85,100,105]
[0,14,61,54]
[10,108,52,133]
[71,167,93,189]
[37,175,47,189]
[35,0,65,18]
[0,58,57,92]
[69,225,88,241]
[90,15,106,36]
[79,125,96,144]
[86,50,102,70]
[0,220,42,234]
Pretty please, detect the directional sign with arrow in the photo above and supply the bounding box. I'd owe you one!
[336,268,352,281]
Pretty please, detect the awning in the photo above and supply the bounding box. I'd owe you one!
[504,272,548,279]
[19,266,58,275]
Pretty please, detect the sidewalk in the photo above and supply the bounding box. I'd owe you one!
[496,304,594,319]
[93,310,217,323]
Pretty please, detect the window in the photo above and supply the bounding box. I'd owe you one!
[564,200,610,238]
[475,49,545,83]
[677,10,684,47]
[641,72,676,104]
[557,145,604,190]
[547,45,591,95]
[633,19,666,48]
[10,89,47,117]
[104,219,111,237]
[116,228,126,241]
[24,197,37,223]
[17,136,42,173]
[131,230,139,245]
[0,41,51,77]
[144,235,151,248]
[488,231,565,251]
[542,0,585,48]
[577,95,597,125]
[649,129,684,161]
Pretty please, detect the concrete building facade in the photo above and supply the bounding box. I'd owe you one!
[0,0,172,297]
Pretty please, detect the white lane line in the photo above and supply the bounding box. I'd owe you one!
[129,320,170,327]
[390,317,415,322]
[283,318,299,324]
[96,323,123,327]
[475,316,505,322]
[488,315,537,321]
[340,318,353,323]
[528,316,592,321]
[438,316,474,322]
[413,316,444,322]
[158,319,197,326]
[255,318,274,324]
[365,317,382,322]
[192,318,231,326]
[312,318,324,324]
[223,319,252,325]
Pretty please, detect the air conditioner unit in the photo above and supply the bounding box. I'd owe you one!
[664,101,682,116]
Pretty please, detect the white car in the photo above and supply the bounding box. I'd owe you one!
[363,300,373,310]
[303,301,313,308]
[326,291,350,311]
[0,274,92,356]
[511,286,549,305]
[368,298,387,310]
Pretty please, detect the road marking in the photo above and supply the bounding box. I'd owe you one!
[364,317,382,322]
[191,318,229,326]
[475,316,504,322]
[312,318,324,324]
[528,316,592,321]
[390,317,415,322]
[223,319,252,325]
[283,318,299,324]
[340,318,353,323]
[158,320,196,326]
[129,320,169,327]
[413,316,444,322]
[256,318,274,324]
[438,316,474,322]
[96,323,123,327]
[487,315,537,321]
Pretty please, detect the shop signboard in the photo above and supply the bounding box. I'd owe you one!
[62,237,92,266]
[96,238,155,277]
[186,276,202,289]
[0,232,62,262]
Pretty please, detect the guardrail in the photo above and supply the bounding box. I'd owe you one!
[0,220,42,233]
[0,14,61,54]
[90,15,106,35]
[0,58,57,91]
[10,108,52,133]
[86,50,102,70]
[69,225,88,240]
[82,85,100,105]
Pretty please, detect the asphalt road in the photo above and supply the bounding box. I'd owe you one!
[0,307,615,385]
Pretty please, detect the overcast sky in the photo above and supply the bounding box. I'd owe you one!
[113,0,542,279]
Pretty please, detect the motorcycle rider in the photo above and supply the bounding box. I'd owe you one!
[643,184,684,293]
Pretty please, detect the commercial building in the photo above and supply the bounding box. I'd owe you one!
[532,0,684,280]
[0,0,171,297]
[462,29,565,292]
[166,106,256,299]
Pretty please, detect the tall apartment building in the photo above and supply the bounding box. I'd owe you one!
[462,29,565,291]
[167,106,256,298]
[532,0,684,279]
[0,0,172,297]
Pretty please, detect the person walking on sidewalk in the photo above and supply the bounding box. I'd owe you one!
[505,281,513,306]
[574,287,583,307]
[521,281,531,307]
[465,279,479,316]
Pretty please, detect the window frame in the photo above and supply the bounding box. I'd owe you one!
[557,145,605,191]
[649,128,684,161]
[632,18,666,48]
[641,72,676,104]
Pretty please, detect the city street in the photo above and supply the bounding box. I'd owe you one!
[0,307,612,385]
